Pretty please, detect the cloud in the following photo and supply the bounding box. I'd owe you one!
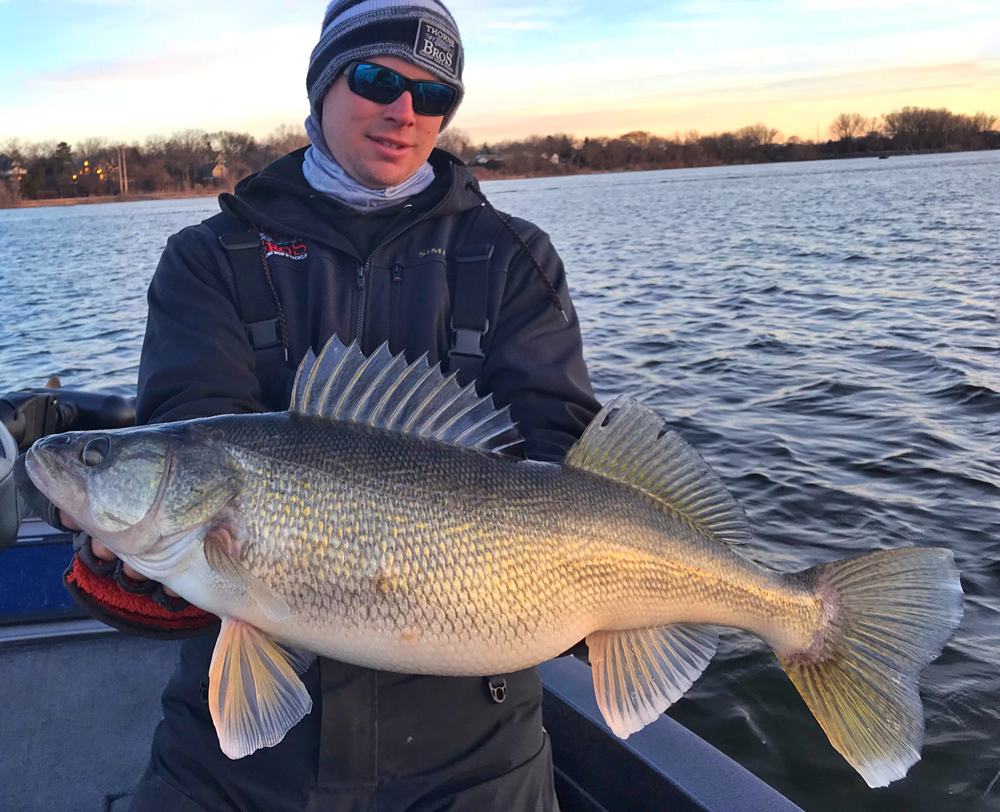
[31,52,232,85]
[454,59,995,142]
[1,0,996,144]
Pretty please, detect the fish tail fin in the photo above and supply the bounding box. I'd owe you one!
[777,547,963,788]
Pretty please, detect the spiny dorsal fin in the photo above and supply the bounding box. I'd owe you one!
[564,396,752,546]
[289,336,522,454]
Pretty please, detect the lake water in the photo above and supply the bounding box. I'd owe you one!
[1,151,998,812]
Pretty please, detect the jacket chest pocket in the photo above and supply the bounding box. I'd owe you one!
[389,257,452,363]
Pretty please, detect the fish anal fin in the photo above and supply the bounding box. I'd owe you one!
[566,397,752,546]
[289,336,523,455]
[205,529,290,623]
[208,618,313,759]
[586,623,718,739]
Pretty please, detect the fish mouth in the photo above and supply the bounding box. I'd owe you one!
[25,442,88,519]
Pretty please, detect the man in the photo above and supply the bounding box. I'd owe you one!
[57,1,601,809]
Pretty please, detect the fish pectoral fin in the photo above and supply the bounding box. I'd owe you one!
[208,618,313,760]
[204,531,290,623]
[586,623,719,739]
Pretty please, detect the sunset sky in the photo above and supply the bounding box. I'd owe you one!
[1,0,997,146]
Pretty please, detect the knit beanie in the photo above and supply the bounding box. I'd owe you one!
[307,0,465,129]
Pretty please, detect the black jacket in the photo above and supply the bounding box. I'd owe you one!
[131,150,600,811]
[137,147,599,462]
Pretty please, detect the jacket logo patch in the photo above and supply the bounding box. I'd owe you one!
[260,231,308,261]
[418,248,446,258]
[413,19,458,77]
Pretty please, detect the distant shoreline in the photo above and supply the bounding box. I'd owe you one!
[13,189,222,209]
[7,147,995,209]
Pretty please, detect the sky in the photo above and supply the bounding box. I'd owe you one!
[1,0,997,147]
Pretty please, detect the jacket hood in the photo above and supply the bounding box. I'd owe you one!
[219,148,484,252]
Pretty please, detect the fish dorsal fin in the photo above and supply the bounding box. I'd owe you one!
[289,336,522,454]
[564,396,752,546]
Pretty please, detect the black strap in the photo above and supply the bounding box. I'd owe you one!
[217,230,283,354]
[447,204,510,386]
[202,214,294,410]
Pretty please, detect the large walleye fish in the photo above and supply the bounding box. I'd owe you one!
[26,337,963,787]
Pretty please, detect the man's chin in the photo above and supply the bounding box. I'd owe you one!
[354,157,421,190]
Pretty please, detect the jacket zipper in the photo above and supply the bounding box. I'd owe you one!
[390,264,404,351]
[354,180,456,347]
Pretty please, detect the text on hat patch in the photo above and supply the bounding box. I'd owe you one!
[414,19,458,77]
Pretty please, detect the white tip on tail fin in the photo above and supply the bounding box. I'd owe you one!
[208,619,313,759]
[587,623,719,739]
[778,547,963,788]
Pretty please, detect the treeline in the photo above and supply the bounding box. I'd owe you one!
[440,106,998,178]
[0,126,310,206]
[1,106,996,206]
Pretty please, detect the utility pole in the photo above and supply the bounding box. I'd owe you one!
[118,144,129,196]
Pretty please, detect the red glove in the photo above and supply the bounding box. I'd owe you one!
[64,533,218,639]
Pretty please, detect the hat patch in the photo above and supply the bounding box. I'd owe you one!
[414,19,458,78]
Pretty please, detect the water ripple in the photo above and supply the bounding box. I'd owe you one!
[1,152,998,812]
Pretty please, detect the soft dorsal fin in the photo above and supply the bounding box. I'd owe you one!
[289,336,522,454]
[564,396,752,546]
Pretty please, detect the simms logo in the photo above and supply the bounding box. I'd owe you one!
[260,232,308,261]
[413,19,458,77]
[418,248,446,258]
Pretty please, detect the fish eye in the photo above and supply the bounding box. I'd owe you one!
[81,437,111,467]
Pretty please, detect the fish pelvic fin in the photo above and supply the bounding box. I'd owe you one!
[209,618,314,760]
[777,547,963,788]
[564,397,752,547]
[586,623,719,739]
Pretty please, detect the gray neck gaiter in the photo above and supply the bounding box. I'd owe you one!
[302,114,435,213]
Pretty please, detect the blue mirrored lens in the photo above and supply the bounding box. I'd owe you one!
[350,63,456,116]
[412,83,456,115]
[353,64,405,103]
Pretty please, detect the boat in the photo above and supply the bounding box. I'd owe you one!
[0,385,803,812]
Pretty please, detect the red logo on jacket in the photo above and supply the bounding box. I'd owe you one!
[260,231,308,261]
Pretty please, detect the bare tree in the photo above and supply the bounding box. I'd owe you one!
[265,124,310,155]
[435,127,473,159]
[737,123,779,149]
[971,111,998,133]
[0,138,25,163]
[829,113,868,141]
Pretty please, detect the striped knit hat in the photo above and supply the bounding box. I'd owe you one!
[307,0,465,128]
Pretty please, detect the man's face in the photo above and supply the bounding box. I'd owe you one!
[321,55,446,189]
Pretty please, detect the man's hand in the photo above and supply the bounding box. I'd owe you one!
[59,509,178,596]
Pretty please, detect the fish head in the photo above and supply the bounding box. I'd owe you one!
[26,423,242,557]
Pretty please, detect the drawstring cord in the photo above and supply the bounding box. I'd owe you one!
[254,224,291,362]
[464,182,569,324]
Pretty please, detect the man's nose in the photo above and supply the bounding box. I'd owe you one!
[384,90,417,126]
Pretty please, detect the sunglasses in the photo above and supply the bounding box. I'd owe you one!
[345,62,457,117]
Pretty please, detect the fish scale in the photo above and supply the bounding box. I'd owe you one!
[203,412,807,676]
[25,336,963,784]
